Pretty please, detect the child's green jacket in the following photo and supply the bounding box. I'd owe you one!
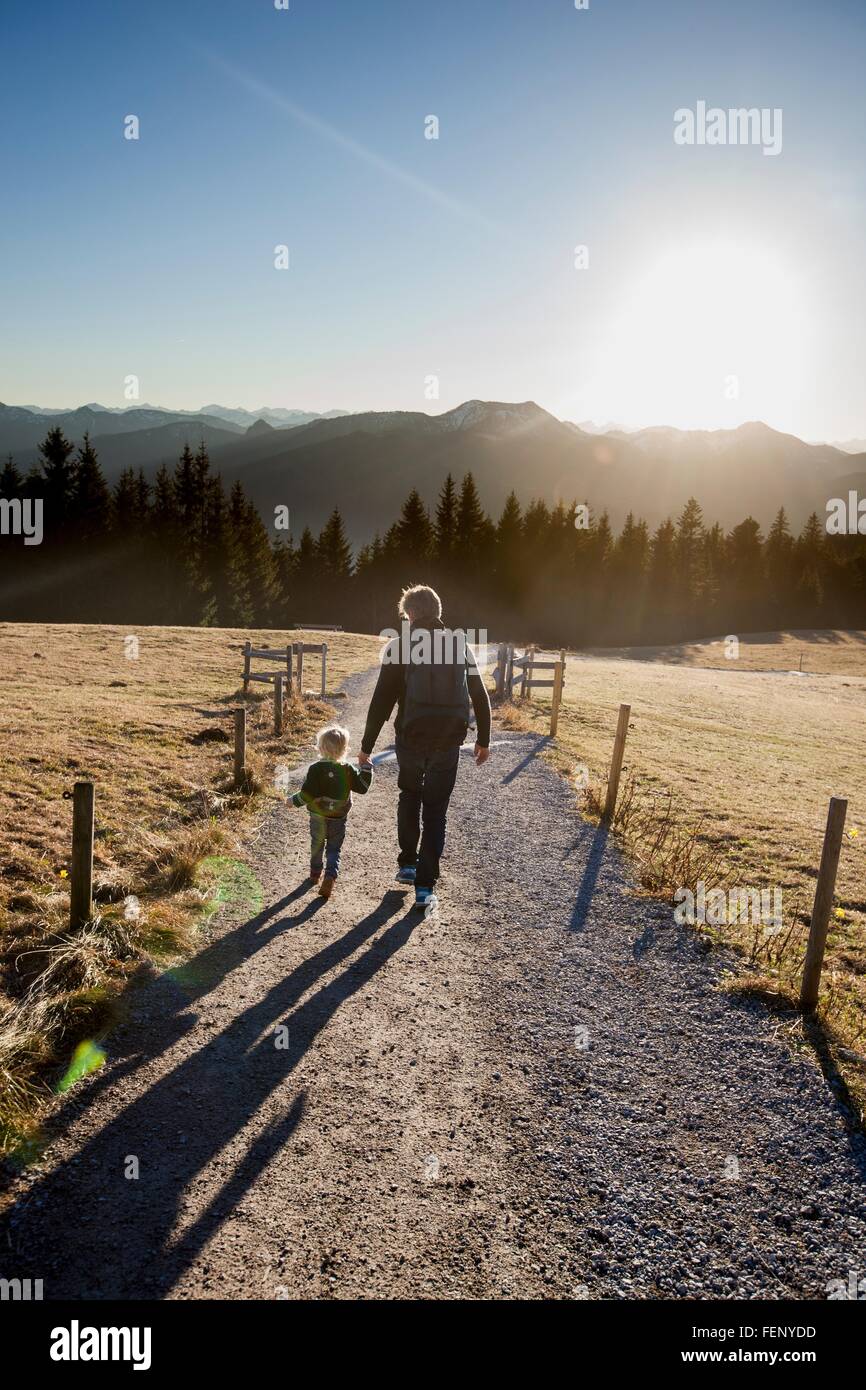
[291,758,373,818]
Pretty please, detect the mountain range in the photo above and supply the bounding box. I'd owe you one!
[2,398,864,542]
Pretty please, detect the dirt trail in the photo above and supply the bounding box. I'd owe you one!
[2,667,866,1299]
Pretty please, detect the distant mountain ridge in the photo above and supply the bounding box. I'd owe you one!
[826,438,866,455]
[3,398,864,543]
[0,400,348,452]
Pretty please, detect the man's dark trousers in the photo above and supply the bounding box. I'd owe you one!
[396,740,461,889]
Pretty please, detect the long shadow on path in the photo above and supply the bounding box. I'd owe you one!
[1,882,319,1165]
[567,821,610,932]
[2,889,415,1299]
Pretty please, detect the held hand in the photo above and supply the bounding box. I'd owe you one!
[357,750,372,766]
[474,743,490,766]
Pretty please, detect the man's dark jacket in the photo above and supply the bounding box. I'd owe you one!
[361,623,491,755]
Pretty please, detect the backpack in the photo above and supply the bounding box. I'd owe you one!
[401,628,472,749]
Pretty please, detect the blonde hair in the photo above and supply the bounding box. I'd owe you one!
[398,583,442,624]
[316,724,350,760]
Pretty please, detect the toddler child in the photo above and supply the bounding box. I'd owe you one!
[290,724,373,898]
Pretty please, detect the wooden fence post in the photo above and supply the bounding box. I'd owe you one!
[550,649,565,737]
[321,644,328,698]
[274,674,284,735]
[800,796,848,1010]
[505,644,514,700]
[603,703,631,823]
[520,647,532,699]
[69,780,95,929]
[296,643,304,699]
[494,643,506,699]
[285,644,294,698]
[242,640,251,693]
[234,707,247,789]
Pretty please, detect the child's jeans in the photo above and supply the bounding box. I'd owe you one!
[309,814,347,878]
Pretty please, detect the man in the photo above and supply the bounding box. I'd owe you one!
[358,584,491,910]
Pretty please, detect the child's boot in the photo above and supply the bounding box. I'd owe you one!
[318,874,336,900]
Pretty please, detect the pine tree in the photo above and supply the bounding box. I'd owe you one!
[725,518,766,628]
[495,491,523,606]
[0,456,26,606]
[289,525,321,623]
[37,426,76,540]
[793,513,826,625]
[673,497,706,633]
[647,518,677,641]
[607,512,650,642]
[392,489,433,560]
[134,469,150,515]
[434,474,458,566]
[588,510,613,569]
[317,508,353,581]
[198,472,250,626]
[296,526,318,572]
[151,464,176,535]
[192,442,211,542]
[70,434,110,542]
[112,468,140,533]
[523,498,551,551]
[456,472,486,550]
[1,455,23,498]
[765,507,794,624]
[174,445,198,532]
[234,484,279,624]
[142,463,183,620]
[703,521,725,628]
[271,533,297,623]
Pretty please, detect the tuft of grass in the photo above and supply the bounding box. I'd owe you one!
[584,774,728,898]
[150,822,229,893]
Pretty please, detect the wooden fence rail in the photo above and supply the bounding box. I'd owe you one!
[494,643,567,736]
[242,640,328,699]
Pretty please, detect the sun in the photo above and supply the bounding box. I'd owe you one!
[585,240,811,431]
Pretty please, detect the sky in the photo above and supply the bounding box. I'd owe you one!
[1,0,865,440]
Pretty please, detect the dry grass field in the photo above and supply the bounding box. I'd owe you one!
[589,628,866,675]
[501,630,866,1098]
[0,623,380,1154]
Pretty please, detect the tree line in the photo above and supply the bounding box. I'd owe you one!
[1,427,864,646]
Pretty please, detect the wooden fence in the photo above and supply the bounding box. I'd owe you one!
[242,640,328,699]
[493,643,566,736]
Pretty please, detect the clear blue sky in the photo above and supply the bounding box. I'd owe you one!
[2,0,865,439]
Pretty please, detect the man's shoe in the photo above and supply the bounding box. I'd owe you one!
[415,887,437,912]
[318,875,335,900]
[396,865,416,884]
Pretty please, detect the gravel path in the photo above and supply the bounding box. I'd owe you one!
[2,666,865,1299]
